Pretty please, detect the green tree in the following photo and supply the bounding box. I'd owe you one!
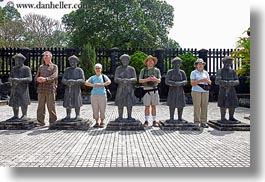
[130,51,148,77]
[0,6,25,47]
[79,42,96,80]
[79,42,96,94]
[62,0,177,49]
[231,29,250,76]
[178,52,198,82]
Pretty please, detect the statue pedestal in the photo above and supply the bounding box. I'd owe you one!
[49,118,93,130]
[159,120,200,131]
[106,118,144,131]
[0,118,36,130]
[207,120,250,131]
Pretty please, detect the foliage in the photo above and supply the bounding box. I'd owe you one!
[130,51,148,77]
[0,7,69,48]
[23,13,67,48]
[178,52,198,81]
[62,0,177,49]
[0,6,25,47]
[231,29,250,76]
[79,42,96,94]
[79,42,96,80]
[0,6,21,22]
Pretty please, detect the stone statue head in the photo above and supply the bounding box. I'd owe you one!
[120,54,130,67]
[171,57,182,70]
[222,56,233,69]
[13,53,26,67]
[68,55,79,69]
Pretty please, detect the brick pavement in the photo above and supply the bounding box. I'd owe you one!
[0,101,250,167]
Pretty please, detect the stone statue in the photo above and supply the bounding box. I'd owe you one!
[165,57,187,122]
[61,55,85,121]
[114,54,137,121]
[7,53,32,121]
[215,56,240,123]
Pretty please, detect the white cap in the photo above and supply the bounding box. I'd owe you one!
[94,63,102,69]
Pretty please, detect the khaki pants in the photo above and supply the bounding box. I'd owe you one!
[191,91,209,124]
[91,94,107,119]
[37,93,57,123]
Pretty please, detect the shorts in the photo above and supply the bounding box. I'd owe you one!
[143,90,160,106]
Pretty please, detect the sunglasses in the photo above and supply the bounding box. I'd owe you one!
[95,67,101,69]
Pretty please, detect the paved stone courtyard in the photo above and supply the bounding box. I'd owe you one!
[0,101,250,167]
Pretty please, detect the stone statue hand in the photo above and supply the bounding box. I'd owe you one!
[68,79,76,86]
[219,80,228,86]
[10,78,19,86]
[122,79,129,84]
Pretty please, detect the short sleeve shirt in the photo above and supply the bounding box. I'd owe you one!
[88,74,110,95]
[139,67,161,88]
[190,69,210,92]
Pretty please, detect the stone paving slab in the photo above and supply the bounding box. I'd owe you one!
[0,101,250,167]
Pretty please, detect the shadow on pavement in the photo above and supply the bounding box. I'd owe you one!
[150,129,175,136]
[208,129,235,136]
[0,130,29,135]
[27,127,60,135]
[86,128,117,136]
[179,130,203,135]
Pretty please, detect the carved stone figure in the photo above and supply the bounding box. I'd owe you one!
[61,55,85,121]
[165,57,187,122]
[114,54,137,121]
[7,53,32,121]
[215,56,240,123]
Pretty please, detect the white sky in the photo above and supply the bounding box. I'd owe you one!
[1,0,250,49]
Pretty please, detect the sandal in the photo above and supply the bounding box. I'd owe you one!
[94,123,100,128]
[152,121,160,127]
[35,121,45,127]
[99,122,105,128]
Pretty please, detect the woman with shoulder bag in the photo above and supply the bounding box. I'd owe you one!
[190,58,211,128]
[85,63,111,127]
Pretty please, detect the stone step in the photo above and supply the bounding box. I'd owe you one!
[106,120,144,131]
[49,119,93,131]
[0,119,36,130]
[159,120,200,131]
[208,120,250,131]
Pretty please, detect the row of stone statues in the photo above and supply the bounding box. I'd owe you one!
[3,52,240,126]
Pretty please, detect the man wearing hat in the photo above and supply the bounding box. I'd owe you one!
[114,54,137,121]
[7,53,32,121]
[61,55,85,121]
[215,56,239,122]
[139,55,161,127]
[35,51,58,126]
[190,58,211,128]
[165,57,187,122]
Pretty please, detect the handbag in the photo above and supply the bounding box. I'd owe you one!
[198,84,211,91]
[134,86,146,99]
[102,74,112,99]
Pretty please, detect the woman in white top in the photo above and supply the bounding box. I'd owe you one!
[190,58,211,128]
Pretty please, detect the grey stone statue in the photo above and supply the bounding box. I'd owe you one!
[114,54,137,121]
[7,53,32,121]
[215,56,240,123]
[61,55,85,121]
[165,57,187,122]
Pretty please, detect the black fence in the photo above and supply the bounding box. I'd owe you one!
[0,47,249,101]
[0,47,242,76]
